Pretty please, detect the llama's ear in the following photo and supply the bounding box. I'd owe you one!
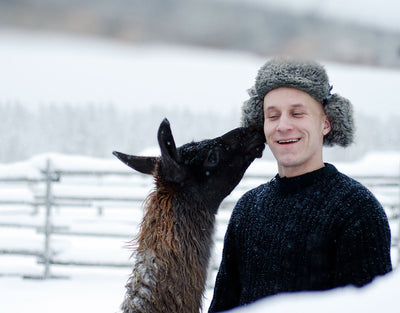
[158,118,179,161]
[112,151,158,175]
[157,118,186,183]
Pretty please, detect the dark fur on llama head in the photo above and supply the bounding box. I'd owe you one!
[113,118,265,213]
[113,118,265,313]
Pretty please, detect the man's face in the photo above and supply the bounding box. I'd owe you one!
[263,87,331,177]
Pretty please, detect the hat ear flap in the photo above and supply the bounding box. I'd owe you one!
[323,94,354,147]
[240,87,264,130]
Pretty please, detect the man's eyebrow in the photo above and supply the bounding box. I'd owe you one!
[264,106,277,111]
[265,103,306,111]
[291,103,306,108]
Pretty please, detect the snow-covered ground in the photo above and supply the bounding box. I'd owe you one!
[2,262,400,313]
[0,265,127,313]
[231,269,400,313]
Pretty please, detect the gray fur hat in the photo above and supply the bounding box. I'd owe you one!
[241,57,354,147]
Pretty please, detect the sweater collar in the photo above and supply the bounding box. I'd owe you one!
[272,163,338,194]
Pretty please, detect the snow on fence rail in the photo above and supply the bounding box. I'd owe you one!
[0,153,399,279]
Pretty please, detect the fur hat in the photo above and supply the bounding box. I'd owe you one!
[241,57,354,147]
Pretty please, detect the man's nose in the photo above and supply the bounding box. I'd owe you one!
[276,114,293,132]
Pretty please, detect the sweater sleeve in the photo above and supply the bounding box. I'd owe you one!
[333,193,392,287]
[208,197,246,312]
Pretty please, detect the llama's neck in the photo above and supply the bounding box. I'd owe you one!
[121,181,216,313]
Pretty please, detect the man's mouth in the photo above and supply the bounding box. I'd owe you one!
[277,138,300,144]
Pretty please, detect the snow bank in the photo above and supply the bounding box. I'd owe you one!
[228,270,400,313]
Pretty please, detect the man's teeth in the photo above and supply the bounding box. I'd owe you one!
[278,139,300,144]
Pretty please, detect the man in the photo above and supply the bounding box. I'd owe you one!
[208,57,392,312]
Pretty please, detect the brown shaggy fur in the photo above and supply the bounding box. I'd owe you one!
[121,173,214,313]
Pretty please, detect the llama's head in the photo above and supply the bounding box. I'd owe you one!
[113,118,265,212]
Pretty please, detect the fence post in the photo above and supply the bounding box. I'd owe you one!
[43,158,53,279]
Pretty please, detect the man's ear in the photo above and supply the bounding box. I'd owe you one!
[157,118,186,183]
[322,115,331,136]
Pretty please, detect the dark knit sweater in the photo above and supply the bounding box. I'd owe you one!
[209,164,392,312]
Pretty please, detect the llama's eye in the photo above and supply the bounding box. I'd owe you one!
[208,152,217,164]
[204,149,219,167]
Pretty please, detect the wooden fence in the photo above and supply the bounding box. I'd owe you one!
[0,157,399,280]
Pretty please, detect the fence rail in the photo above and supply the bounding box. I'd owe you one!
[1,156,399,279]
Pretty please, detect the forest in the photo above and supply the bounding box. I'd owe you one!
[1,0,399,68]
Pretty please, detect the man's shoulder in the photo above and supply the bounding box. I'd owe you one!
[240,181,272,201]
[334,170,375,196]
[230,182,271,215]
[333,169,386,216]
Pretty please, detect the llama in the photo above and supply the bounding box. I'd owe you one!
[113,118,265,313]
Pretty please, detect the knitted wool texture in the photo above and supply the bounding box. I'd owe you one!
[241,57,354,147]
[209,164,392,312]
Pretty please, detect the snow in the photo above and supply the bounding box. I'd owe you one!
[0,160,42,180]
[28,153,131,174]
[230,270,400,313]
[1,254,399,313]
[4,269,398,313]
[0,265,127,313]
[0,187,35,202]
[334,151,400,178]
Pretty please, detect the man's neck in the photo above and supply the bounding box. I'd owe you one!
[278,162,325,178]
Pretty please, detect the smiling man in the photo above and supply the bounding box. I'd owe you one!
[208,57,392,312]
